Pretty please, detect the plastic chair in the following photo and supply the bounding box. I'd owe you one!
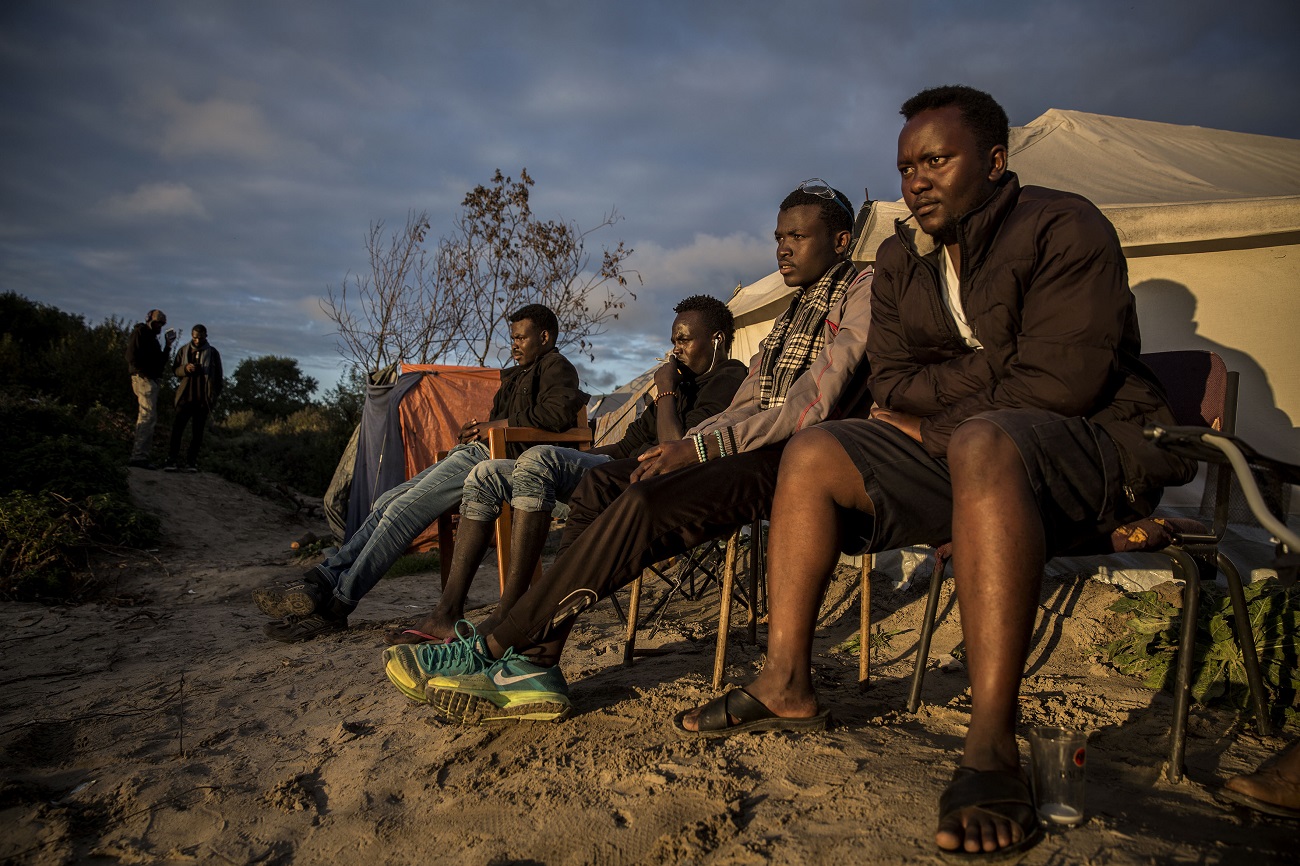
[905,350,1271,782]
[435,408,592,594]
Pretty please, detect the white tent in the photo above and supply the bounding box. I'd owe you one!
[728,109,1300,475]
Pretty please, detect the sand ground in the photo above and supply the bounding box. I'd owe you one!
[0,469,1295,865]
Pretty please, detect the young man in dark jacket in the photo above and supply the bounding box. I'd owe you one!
[125,309,177,469]
[387,294,748,644]
[254,304,586,642]
[165,324,223,472]
[675,86,1196,859]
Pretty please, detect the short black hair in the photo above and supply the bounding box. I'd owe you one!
[192,324,207,337]
[900,85,1009,156]
[674,294,736,352]
[508,304,559,343]
[779,186,853,236]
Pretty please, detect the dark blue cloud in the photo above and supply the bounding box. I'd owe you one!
[1,0,1296,392]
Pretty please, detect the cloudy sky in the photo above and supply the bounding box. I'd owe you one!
[3,0,1298,395]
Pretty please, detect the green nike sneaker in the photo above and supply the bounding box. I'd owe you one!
[383,621,492,703]
[425,649,572,724]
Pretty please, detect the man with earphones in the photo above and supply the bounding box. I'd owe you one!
[388,294,748,645]
[385,180,876,723]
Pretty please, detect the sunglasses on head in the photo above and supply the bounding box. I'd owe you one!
[797,178,852,217]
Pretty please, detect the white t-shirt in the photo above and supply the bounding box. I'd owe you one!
[941,245,982,349]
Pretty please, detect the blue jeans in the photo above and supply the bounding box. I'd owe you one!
[318,442,489,605]
[460,445,613,523]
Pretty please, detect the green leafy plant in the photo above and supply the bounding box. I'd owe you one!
[1102,578,1299,719]
[0,490,159,600]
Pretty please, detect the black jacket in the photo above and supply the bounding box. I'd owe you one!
[126,323,168,379]
[869,173,1195,512]
[489,348,587,458]
[173,341,224,407]
[605,359,748,460]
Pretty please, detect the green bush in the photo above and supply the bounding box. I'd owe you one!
[0,395,161,601]
[0,490,161,600]
[202,406,350,499]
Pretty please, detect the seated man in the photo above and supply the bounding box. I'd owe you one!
[674,86,1196,858]
[253,304,586,642]
[384,179,874,711]
[387,294,747,644]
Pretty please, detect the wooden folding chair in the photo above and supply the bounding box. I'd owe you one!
[435,408,592,594]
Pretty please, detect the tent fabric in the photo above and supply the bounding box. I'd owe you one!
[344,372,426,541]
[722,109,1299,476]
[328,363,500,551]
[396,364,499,551]
[323,362,403,542]
[397,364,502,478]
[590,368,656,447]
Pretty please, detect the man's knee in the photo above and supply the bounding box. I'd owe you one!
[514,448,573,513]
[779,427,845,478]
[949,418,1020,472]
[462,462,510,522]
[513,448,560,491]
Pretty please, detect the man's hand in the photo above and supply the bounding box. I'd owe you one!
[870,407,924,443]
[652,358,682,396]
[185,363,196,374]
[630,438,697,482]
[458,418,506,443]
[457,419,481,443]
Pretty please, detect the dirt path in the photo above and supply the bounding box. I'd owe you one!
[0,469,1294,864]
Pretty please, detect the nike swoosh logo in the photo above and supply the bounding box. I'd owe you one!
[494,670,547,686]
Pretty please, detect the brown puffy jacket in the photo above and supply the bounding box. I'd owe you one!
[868,173,1195,515]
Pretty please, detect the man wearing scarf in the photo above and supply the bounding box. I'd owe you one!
[165,324,223,472]
[384,180,876,722]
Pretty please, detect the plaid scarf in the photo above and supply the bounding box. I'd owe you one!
[757,259,856,409]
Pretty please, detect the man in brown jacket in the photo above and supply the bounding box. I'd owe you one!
[675,86,1195,859]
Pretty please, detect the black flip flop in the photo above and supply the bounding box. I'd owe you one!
[937,767,1044,862]
[671,687,828,739]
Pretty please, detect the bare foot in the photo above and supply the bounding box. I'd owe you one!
[935,766,1037,856]
[678,676,819,732]
[936,805,1027,854]
[1225,740,1300,813]
[383,610,460,645]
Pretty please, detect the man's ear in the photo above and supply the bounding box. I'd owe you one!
[834,229,852,255]
[988,144,1008,182]
[541,329,554,347]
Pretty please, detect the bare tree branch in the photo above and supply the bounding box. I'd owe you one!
[321,171,638,374]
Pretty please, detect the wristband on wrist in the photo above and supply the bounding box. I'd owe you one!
[725,427,739,457]
[692,433,708,463]
[655,390,676,403]
[714,429,727,458]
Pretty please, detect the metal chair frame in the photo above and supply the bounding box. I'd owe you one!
[904,351,1272,782]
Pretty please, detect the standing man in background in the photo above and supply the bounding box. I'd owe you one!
[165,324,223,473]
[125,309,176,470]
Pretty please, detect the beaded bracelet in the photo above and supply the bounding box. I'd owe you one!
[692,433,708,463]
[655,390,676,403]
[714,429,727,458]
